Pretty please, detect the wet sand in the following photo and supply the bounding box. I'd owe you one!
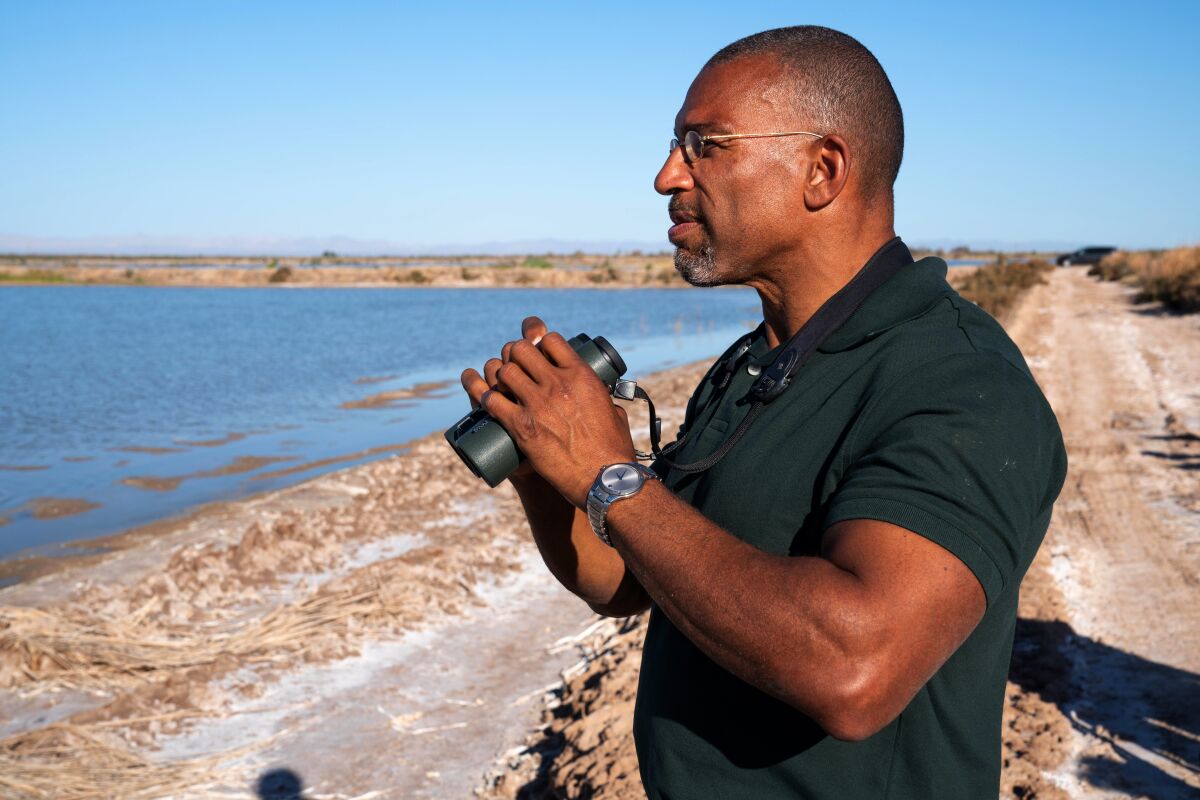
[121,456,297,493]
[0,497,103,528]
[339,379,456,410]
[175,432,248,448]
[25,498,102,520]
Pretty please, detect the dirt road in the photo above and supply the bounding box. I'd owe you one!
[482,266,1200,799]
[999,266,1200,798]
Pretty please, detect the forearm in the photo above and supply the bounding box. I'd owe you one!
[605,480,879,731]
[511,472,649,615]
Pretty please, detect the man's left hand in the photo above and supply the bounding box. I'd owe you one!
[472,324,637,506]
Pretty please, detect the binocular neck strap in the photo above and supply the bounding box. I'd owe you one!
[639,237,914,475]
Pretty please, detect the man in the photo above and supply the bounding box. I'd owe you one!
[460,25,1066,799]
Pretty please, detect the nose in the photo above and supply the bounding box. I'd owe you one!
[654,144,694,196]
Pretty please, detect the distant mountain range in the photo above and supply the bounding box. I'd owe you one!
[0,234,674,257]
[0,233,1094,257]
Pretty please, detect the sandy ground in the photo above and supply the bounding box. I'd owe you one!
[2,266,1197,798]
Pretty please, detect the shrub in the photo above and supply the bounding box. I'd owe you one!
[0,269,69,283]
[399,269,429,284]
[956,259,1053,319]
[1132,246,1200,311]
[1089,251,1144,282]
[460,267,480,281]
[587,259,619,284]
[1087,246,1200,312]
[268,266,293,283]
[522,256,553,269]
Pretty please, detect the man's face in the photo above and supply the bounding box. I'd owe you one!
[655,54,817,286]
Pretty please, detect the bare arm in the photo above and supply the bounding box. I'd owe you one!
[460,317,650,617]
[474,321,986,741]
[508,472,651,616]
[603,482,984,740]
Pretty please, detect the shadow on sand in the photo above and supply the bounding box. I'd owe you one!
[255,767,303,800]
[1010,618,1200,798]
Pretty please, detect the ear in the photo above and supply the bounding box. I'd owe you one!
[803,134,851,211]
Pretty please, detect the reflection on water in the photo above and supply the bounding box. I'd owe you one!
[0,285,759,559]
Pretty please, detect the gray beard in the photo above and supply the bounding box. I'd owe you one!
[674,244,720,287]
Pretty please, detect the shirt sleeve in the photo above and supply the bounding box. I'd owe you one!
[822,353,1067,606]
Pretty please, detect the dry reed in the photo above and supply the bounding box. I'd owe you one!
[1091,245,1200,312]
[0,585,394,797]
[0,719,266,799]
[1,586,385,690]
[955,258,1054,320]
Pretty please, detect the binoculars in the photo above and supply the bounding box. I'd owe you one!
[444,334,627,487]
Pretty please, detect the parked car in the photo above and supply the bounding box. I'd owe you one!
[1056,246,1116,266]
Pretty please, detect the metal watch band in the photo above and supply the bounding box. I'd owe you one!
[587,463,658,546]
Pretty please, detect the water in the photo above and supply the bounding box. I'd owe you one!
[0,285,759,561]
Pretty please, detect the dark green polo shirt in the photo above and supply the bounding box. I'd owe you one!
[635,255,1067,799]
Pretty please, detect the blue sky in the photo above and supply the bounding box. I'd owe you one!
[1,1,1197,252]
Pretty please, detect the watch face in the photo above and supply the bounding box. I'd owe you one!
[601,464,643,494]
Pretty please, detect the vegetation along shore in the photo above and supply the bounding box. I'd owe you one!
[0,248,1011,289]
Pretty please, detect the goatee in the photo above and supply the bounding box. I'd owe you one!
[674,244,720,287]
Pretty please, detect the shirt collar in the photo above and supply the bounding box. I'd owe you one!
[744,242,953,365]
[817,254,952,353]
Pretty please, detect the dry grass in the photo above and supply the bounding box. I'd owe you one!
[1091,246,1200,312]
[955,258,1054,320]
[0,719,264,799]
[0,586,386,690]
[0,586,398,797]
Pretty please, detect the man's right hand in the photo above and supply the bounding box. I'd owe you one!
[459,316,551,484]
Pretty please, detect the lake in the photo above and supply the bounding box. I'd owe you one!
[0,285,760,561]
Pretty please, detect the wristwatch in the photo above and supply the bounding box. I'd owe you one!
[587,462,659,546]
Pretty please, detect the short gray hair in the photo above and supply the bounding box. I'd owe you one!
[706,26,904,202]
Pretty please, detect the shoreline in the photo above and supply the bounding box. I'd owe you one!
[0,262,971,592]
[0,253,996,290]
[0,355,711,798]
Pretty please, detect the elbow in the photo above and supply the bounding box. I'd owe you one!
[818,704,894,743]
[586,594,652,619]
[584,573,652,618]
[782,660,901,743]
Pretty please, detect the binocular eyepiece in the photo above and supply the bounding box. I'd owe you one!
[444,334,627,487]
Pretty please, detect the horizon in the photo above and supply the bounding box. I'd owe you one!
[2,1,1198,252]
[0,233,1116,259]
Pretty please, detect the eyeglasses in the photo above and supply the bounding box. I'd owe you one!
[669,129,824,163]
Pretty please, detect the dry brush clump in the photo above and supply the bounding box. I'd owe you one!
[0,720,262,800]
[0,587,385,691]
[1091,245,1200,312]
[956,258,1054,320]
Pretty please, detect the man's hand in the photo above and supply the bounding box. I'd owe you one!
[459,316,637,504]
[460,317,544,482]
